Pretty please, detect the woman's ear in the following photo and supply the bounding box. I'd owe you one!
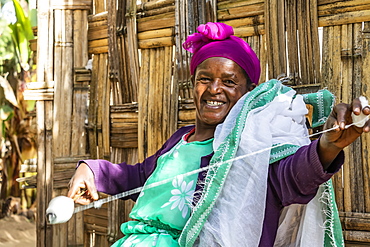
[247,83,256,92]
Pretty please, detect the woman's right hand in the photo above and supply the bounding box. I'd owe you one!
[67,162,99,205]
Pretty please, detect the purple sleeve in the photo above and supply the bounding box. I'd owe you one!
[79,125,194,201]
[269,138,344,206]
[80,154,158,201]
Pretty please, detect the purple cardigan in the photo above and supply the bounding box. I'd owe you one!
[82,125,344,246]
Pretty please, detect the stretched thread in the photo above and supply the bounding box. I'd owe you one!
[73,119,367,214]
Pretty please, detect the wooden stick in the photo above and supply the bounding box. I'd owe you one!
[137,13,175,32]
[222,15,264,28]
[217,3,264,20]
[138,36,174,48]
[218,0,264,10]
[233,25,265,37]
[319,10,370,27]
[140,5,175,17]
[137,0,175,12]
[138,28,174,40]
[361,21,370,213]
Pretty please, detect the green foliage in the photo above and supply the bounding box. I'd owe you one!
[0,0,36,201]
[0,0,34,73]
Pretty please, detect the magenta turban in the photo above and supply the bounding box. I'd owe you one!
[183,22,261,85]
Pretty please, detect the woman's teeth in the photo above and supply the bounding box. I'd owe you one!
[207,101,223,106]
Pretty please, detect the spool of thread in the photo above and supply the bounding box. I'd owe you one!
[46,196,74,224]
[351,96,369,128]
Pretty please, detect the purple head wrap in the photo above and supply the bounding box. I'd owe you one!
[183,22,261,85]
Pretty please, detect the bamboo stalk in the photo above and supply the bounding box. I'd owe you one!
[140,5,175,17]
[157,48,165,144]
[340,24,353,213]
[319,10,370,27]
[318,0,344,4]
[286,0,299,84]
[361,22,370,213]
[138,36,174,48]
[89,46,109,54]
[318,0,370,15]
[36,101,46,247]
[138,49,150,161]
[218,0,264,10]
[137,0,175,12]
[137,28,174,40]
[222,15,264,28]
[88,20,108,29]
[344,230,370,242]
[88,29,108,41]
[45,101,54,246]
[233,25,265,37]
[52,0,91,9]
[137,13,175,32]
[89,38,109,48]
[305,0,314,83]
[259,34,266,84]
[126,0,139,102]
[101,53,110,159]
[270,0,281,77]
[320,4,370,17]
[311,0,321,83]
[88,11,108,22]
[87,56,99,159]
[147,49,156,155]
[217,3,264,20]
[95,0,106,13]
[278,0,286,77]
[265,0,273,78]
[352,23,365,212]
[137,11,174,22]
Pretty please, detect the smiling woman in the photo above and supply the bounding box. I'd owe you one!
[67,22,369,247]
[190,57,252,142]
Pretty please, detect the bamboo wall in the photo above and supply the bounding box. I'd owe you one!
[26,0,370,246]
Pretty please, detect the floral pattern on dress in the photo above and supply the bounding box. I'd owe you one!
[161,175,195,218]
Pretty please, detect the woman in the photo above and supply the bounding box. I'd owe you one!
[68,22,369,246]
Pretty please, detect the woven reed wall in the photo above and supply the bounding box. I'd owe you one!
[27,0,370,246]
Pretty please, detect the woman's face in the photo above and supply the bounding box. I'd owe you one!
[193,57,252,128]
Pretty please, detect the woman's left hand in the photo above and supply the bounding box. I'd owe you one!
[318,97,370,169]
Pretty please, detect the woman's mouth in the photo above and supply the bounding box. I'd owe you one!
[206,100,224,106]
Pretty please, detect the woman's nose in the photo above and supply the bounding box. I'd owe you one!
[208,79,223,94]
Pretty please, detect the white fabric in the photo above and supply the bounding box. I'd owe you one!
[351,96,369,127]
[196,90,315,247]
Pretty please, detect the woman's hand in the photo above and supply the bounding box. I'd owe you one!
[318,98,370,169]
[67,163,99,205]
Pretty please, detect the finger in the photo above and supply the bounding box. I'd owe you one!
[75,196,93,205]
[351,98,362,115]
[67,180,86,199]
[334,103,351,129]
[363,106,370,115]
[85,180,99,201]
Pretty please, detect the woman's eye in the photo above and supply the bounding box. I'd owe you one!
[199,77,211,83]
[224,80,236,86]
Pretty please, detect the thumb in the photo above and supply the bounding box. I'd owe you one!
[85,180,99,200]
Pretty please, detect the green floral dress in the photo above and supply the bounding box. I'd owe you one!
[111,135,213,247]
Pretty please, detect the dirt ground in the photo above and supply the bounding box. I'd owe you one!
[0,214,36,247]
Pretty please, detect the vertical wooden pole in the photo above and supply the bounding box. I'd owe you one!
[362,22,370,213]
[36,0,54,246]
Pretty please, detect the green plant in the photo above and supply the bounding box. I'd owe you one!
[0,0,36,202]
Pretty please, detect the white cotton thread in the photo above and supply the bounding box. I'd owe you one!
[46,196,75,224]
[351,96,369,128]
[47,115,369,223]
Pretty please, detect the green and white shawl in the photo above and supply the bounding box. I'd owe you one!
[179,79,343,247]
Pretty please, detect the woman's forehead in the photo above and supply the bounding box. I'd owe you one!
[196,57,245,74]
